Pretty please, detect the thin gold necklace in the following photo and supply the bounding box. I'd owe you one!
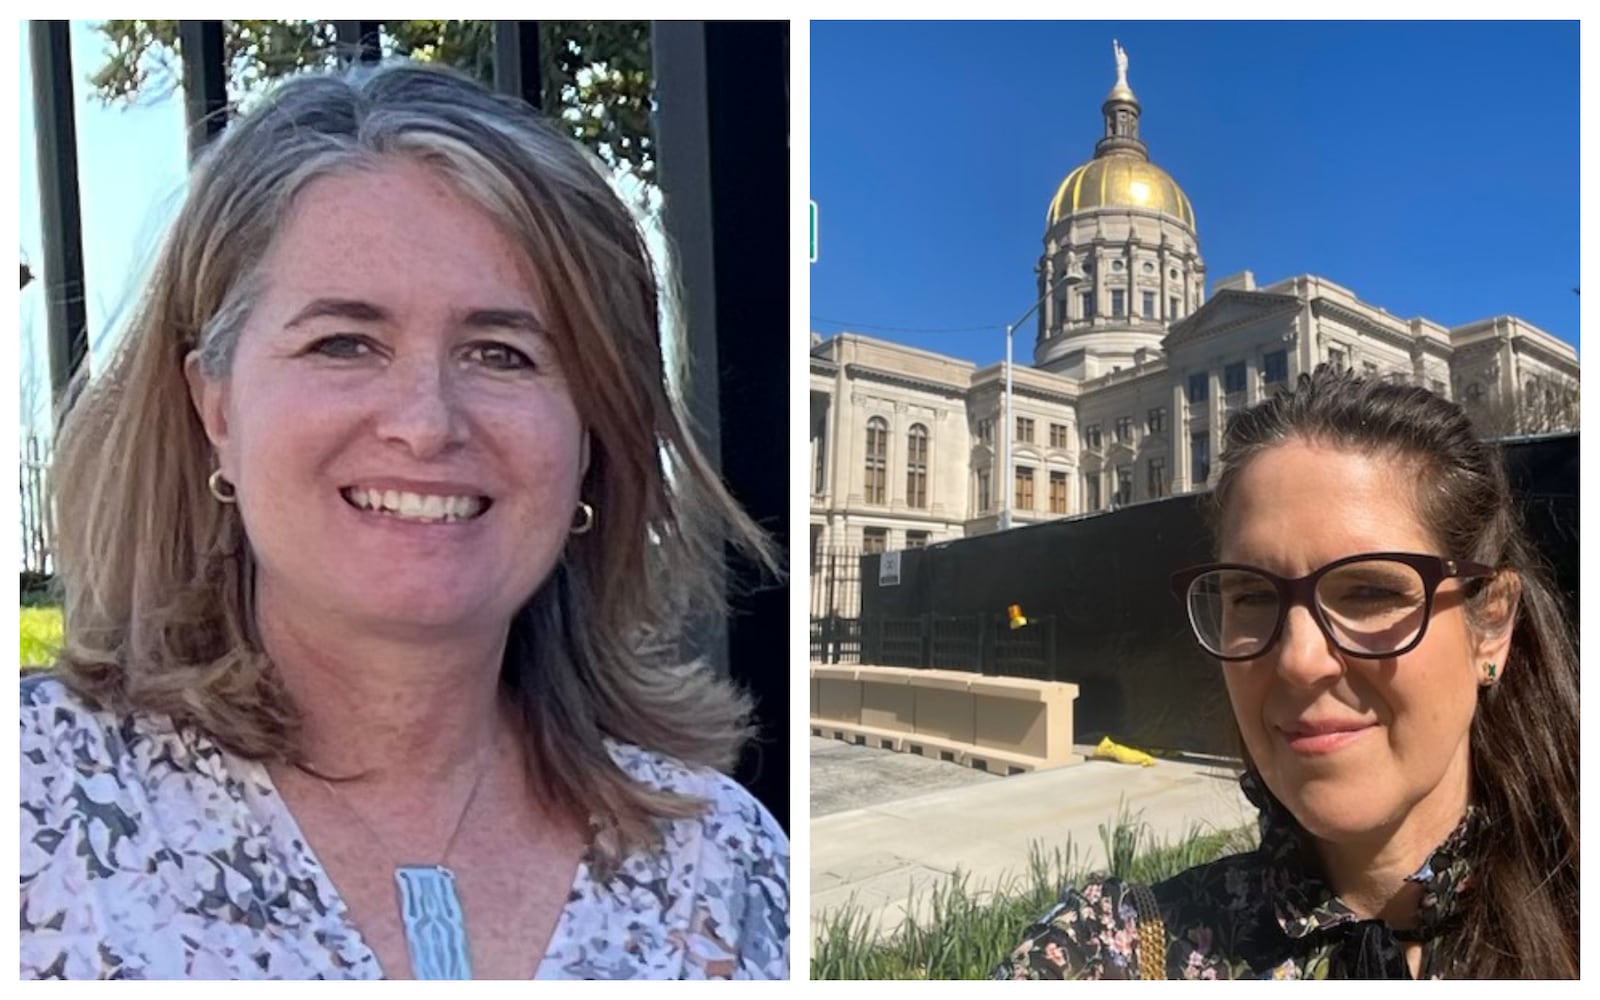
[317,735,497,980]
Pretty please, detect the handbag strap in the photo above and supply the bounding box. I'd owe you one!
[1128,882,1168,981]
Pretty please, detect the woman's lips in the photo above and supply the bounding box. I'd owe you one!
[1279,723,1375,754]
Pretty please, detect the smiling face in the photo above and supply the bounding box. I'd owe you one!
[187,158,587,641]
[1216,438,1513,852]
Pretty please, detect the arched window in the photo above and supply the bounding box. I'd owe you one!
[864,416,888,505]
[906,424,928,509]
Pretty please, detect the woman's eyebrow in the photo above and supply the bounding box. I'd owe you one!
[281,300,546,337]
[461,308,547,335]
[283,297,389,328]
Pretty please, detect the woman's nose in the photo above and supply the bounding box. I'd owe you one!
[1271,603,1345,687]
[374,357,469,459]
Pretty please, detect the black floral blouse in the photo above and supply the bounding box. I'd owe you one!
[996,773,1480,980]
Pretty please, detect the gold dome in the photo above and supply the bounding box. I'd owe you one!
[1047,156,1196,230]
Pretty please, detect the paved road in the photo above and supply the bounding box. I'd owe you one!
[810,737,999,817]
[809,735,1253,939]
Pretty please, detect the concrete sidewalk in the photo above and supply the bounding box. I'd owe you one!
[811,739,1254,938]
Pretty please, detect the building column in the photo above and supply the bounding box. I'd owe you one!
[1203,366,1216,486]
[832,361,853,505]
[1172,380,1187,491]
[814,390,832,500]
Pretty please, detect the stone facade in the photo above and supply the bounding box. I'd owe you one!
[809,50,1578,591]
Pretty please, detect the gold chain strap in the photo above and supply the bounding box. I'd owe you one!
[1128,882,1167,981]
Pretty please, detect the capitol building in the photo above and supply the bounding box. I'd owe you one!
[808,46,1578,580]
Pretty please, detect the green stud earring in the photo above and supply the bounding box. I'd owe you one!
[1485,662,1498,683]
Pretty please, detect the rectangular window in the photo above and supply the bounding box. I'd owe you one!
[1049,471,1068,514]
[1147,406,1166,434]
[865,418,888,505]
[1191,433,1211,485]
[1362,360,1379,378]
[1080,290,1093,320]
[1054,298,1066,325]
[977,468,991,513]
[1111,289,1126,317]
[1263,349,1288,384]
[1149,457,1166,498]
[1115,416,1133,443]
[905,530,929,550]
[1015,465,1035,512]
[1016,416,1035,444]
[1084,423,1102,449]
[905,427,928,509]
[977,418,993,446]
[862,527,888,554]
[1085,474,1101,512]
[1115,466,1133,506]
[1328,344,1348,370]
[1169,295,1179,319]
[1187,372,1209,405]
[1142,291,1155,318]
[1049,422,1069,449]
[1430,379,1446,396]
[1224,361,1247,394]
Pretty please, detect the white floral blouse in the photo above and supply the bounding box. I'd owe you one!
[19,675,789,980]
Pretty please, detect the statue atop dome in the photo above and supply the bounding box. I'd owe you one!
[1113,39,1129,91]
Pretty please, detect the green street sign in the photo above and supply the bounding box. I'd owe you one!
[809,200,818,263]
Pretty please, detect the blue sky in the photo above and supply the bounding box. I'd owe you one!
[810,20,1580,366]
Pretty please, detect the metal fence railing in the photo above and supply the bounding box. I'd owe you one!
[810,545,862,619]
[20,434,53,578]
[809,616,861,665]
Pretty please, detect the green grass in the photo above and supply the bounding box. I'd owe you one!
[20,606,64,669]
[811,808,1257,980]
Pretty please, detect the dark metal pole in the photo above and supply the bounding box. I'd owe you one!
[179,20,228,159]
[492,21,543,109]
[334,21,383,65]
[29,20,89,410]
[652,21,789,828]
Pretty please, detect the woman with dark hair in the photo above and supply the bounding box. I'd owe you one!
[21,62,786,980]
[997,366,1578,979]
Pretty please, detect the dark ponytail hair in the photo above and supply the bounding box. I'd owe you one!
[1209,366,1578,979]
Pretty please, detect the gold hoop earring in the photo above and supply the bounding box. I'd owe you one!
[208,469,237,504]
[571,501,596,535]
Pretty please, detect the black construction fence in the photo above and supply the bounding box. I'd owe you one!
[857,433,1578,758]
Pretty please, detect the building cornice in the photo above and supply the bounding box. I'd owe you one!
[1310,297,1419,354]
[969,379,1082,408]
[1164,289,1302,349]
[1510,334,1581,374]
[843,362,969,399]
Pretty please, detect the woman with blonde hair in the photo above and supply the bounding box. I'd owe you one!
[21,62,786,980]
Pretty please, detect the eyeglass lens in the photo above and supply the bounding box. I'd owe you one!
[1186,558,1430,658]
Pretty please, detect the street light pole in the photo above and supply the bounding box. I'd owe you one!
[999,269,1082,532]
